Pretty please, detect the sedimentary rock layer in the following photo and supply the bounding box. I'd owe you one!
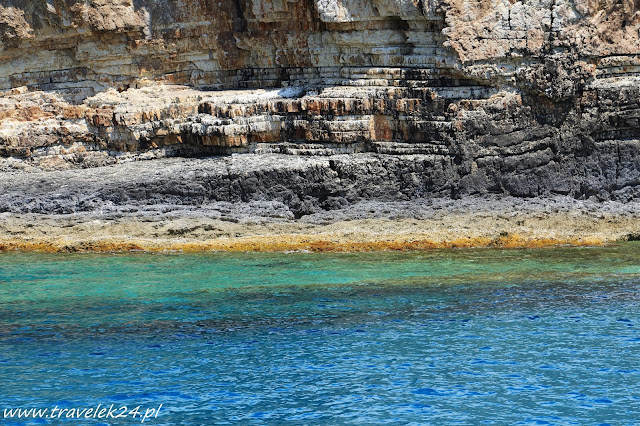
[1,0,638,93]
[2,160,640,251]
[0,156,639,252]
[0,0,639,209]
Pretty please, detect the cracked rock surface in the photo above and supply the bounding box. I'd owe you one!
[0,0,639,246]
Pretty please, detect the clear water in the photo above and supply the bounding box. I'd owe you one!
[1,245,640,424]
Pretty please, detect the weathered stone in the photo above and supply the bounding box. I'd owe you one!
[0,0,638,205]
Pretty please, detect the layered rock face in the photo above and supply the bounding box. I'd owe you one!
[0,0,639,202]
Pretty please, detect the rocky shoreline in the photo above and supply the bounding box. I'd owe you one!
[1,201,636,252]
[1,156,639,252]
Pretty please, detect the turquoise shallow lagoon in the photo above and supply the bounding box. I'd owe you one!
[1,245,640,424]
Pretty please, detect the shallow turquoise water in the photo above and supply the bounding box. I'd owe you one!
[1,245,640,424]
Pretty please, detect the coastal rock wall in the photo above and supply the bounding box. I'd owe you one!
[0,0,639,202]
[1,0,638,95]
[0,0,448,95]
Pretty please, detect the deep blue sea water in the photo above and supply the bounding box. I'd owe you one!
[1,245,640,424]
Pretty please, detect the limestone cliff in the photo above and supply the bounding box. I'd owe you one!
[0,0,639,203]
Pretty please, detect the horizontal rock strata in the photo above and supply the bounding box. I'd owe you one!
[0,155,639,250]
[2,166,640,250]
[0,0,639,239]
